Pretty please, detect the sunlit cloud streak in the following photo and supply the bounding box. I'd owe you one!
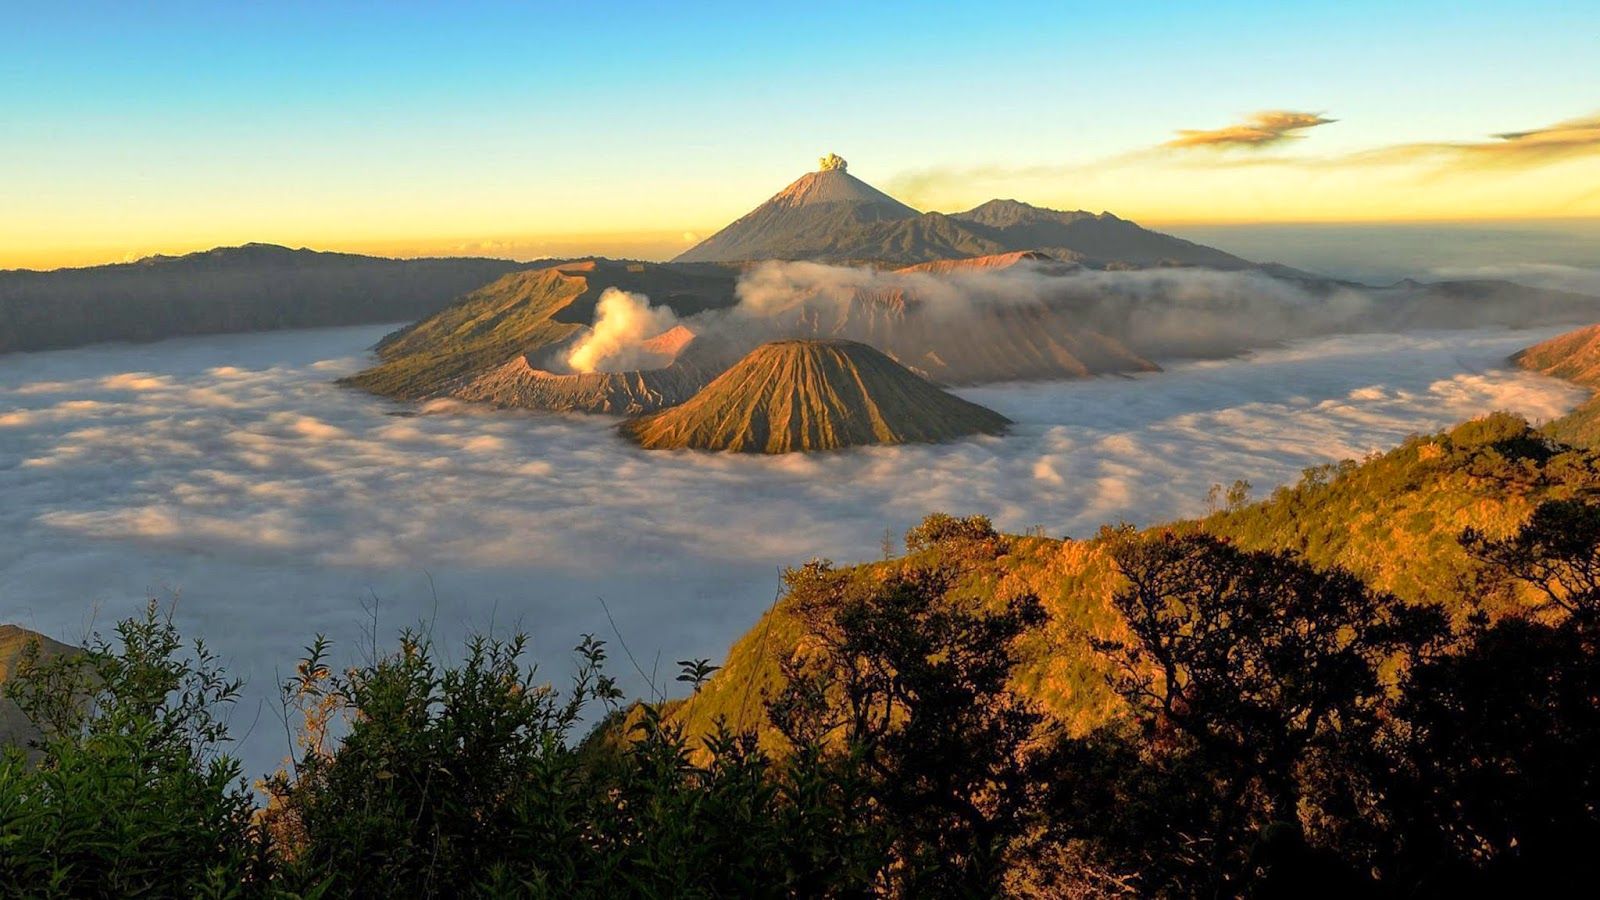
[1165,110,1337,149]
[883,110,1600,214]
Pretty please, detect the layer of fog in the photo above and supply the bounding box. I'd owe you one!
[1427,263,1600,298]
[729,260,1376,359]
[566,261,1600,376]
[0,323,1587,778]
[1163,221,1600,285]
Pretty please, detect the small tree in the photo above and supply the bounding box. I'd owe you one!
[1096,533,1447,886]
[0,601,269,896]
[1463,498,1600,623]
[262,630,620,897]
[768,558,1048,895]
[903,512,1005,557]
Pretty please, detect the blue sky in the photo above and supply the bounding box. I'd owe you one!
[3,1,1597,266]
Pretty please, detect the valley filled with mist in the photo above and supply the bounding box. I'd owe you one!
[1,319,1585,777]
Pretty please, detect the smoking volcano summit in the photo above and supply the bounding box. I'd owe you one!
[674,154,1253,268]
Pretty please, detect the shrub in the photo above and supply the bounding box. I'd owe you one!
[0,601,270,898]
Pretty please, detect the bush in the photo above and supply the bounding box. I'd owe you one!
[6,496,1600,897]
[0,602,270,898]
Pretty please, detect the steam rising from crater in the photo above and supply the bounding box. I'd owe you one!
[558,258,1600,383]
[720,260,1383,365]
[564,288,683,373]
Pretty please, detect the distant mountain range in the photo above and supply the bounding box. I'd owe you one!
[337,158,1600,453]
[0,244,524,354]
[676,156,1258,269]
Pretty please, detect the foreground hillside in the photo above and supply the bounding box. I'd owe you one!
[1515,321,1600,447]
[6,410,1600,896]
[0,244,523,354]
[672,412,1600,742]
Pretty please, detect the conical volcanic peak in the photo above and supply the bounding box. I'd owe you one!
[674,158,1262,268]
[766,158,917,212]
[620,339,1010,454]
[673,158,921,263]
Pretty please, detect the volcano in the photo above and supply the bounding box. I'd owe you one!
[674,154,923,264]
[674,154,1255,268]
[620,339,1010,453]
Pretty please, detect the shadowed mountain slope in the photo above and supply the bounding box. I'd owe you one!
[620,339,1010,453]
[1,625,78,757]
[1515,322,1600,388]
[343,259,738,400]
[0,244,524,354]
[949,199,1253,269]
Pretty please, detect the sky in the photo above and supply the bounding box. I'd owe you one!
[3,0,1598,269]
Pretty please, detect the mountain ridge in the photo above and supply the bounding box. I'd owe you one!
[675,157,1258,268]
[0,244,527,354]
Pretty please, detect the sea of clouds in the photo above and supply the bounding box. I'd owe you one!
[0,322,1589,777]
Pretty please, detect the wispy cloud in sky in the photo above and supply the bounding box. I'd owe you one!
[884,108,1600,217]
[1165,111,1337,150]
[1346,113,1600,169]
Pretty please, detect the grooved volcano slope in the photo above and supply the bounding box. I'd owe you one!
[621,339,1010,453]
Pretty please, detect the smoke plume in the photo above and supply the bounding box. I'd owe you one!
[715,260,1379,368]
[559,259,1600,384]
[565,288,682,373]
[714,259,1599,366]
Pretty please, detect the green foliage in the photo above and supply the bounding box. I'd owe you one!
[1464,497,1600,620]
[6,493,1600,897]
[1202,413,1600,611]
[261,629,881,898]
[903,512,1005,556]
[768,558,1048,895]
[262,630,620,896]
[1089,534,1448,892]
[0,601,269,898]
